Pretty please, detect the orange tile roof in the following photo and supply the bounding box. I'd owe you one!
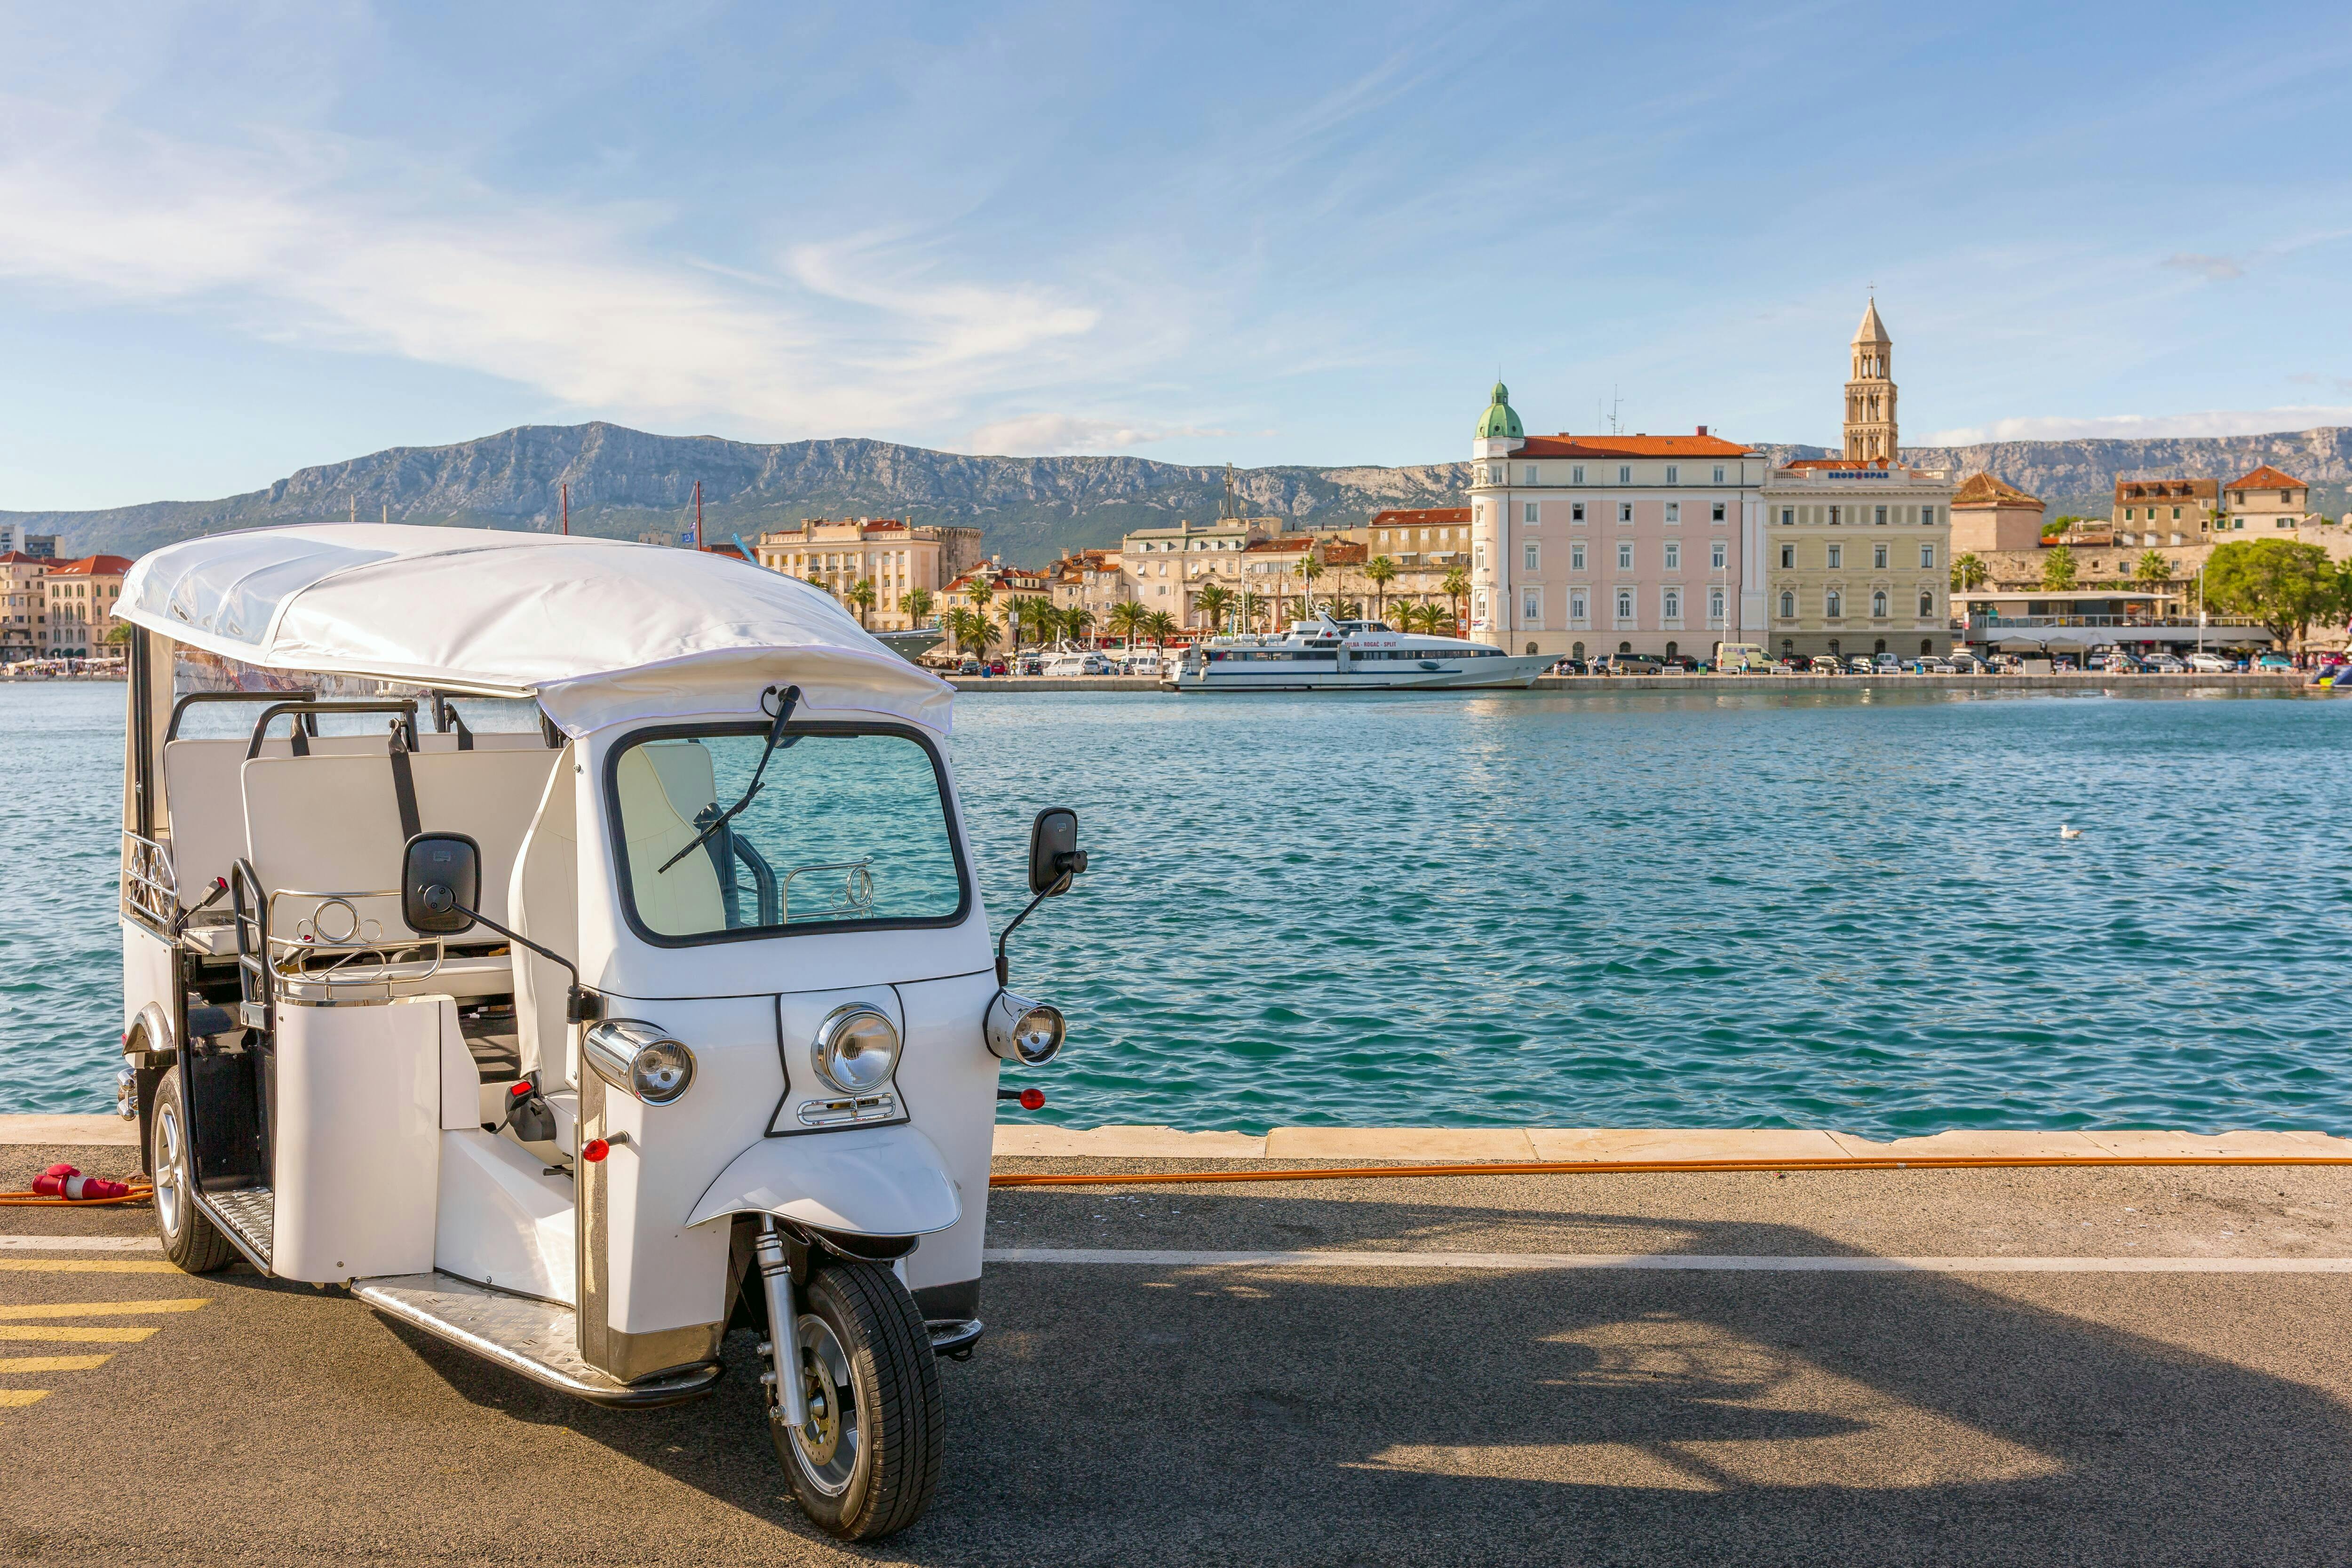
[1951,473,2043,508]
[2114,478,2217,501]
[1516,433,1756,459]
[0,551,46,567]
[2228,464,2305,492]
[1243,537,1312,554]
[45,555,132,576]
[1319,541,1368,565]
[1367,508,1471,526]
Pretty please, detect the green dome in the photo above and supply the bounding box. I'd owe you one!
[1476,380,1523,440]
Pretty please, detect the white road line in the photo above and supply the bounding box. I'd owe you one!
[982,1249,2352,1274]
[0,1236,160,1252]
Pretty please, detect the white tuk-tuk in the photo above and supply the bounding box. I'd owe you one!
[111,525,1081,1541]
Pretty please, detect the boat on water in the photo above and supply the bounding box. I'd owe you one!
[1168,614,1553,692]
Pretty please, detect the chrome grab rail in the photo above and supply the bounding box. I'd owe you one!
[262,887,445,1005]
[120,830,179,932]
[780,859,874,923]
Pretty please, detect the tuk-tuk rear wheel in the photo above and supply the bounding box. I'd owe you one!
[770,1260,942,1542]
[152,1067,235,1275]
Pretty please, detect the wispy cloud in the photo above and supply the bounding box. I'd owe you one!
[963,413,1235,457]
[1923,406,2352,445]
[2161,253,2245,281]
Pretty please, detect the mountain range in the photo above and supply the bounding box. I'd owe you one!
[10,422,2349,564]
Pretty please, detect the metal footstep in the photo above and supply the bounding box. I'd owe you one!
[352,1271,720,1408]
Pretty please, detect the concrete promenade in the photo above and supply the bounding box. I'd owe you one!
[7,1118,2352,1563]
[947,670,2322,694]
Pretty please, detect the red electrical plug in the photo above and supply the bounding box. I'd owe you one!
[32,1163,132,1201]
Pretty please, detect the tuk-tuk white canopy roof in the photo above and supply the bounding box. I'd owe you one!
[119,524,954,735]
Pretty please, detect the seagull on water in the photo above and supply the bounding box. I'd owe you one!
[2059,824,2082,840]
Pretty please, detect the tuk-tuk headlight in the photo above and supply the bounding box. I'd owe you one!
[812,1005,900,1095]
[583,1019,697,1106]
[985,990,1065,1066]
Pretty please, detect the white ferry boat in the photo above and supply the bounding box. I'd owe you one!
[1169,615,1553,692]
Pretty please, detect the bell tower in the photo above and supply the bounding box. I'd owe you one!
[1843,298,1897,462]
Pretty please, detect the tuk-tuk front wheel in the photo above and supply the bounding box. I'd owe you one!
[770,1260,943,1541]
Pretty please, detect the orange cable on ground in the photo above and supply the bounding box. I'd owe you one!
[988,1154,2352,1188]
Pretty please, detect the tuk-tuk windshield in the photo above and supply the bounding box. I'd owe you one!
[609,725,966,942]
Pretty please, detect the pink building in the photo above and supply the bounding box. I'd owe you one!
[1466,384,1768,661]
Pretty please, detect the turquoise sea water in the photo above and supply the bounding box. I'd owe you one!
[4,683,2347,1134]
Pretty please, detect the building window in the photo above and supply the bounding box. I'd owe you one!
[1711,502,1726,524]
[1664,542,1680,570]
[1711,541,1726,570]
[1615,589,1635,620]
[1571,590,1587,622]
[1523,589,1541,623]
[1571,542,1586,571]
[1618,502,1633,523]
[1665,502,1681,524]
[1779,508,1794,526]
[1825,590,1842,618]
[1875,506,1888,526]
[1572,465,1585,484]
[1474,544,1486,569]
[1709,587,1725,621]
[1919,590,1935,616]
[1829,506,1842,526]
[1524,542,1539,571]
[1571,502,1586,524]
[1617,542,1634,571]
[1523,501,1538,524]
[1525,465,1538,484]
[2171,507,2182,520]
[1919,544,1935,568]
[1662,588,1681,621]
[1666,465,1679,484]
[1780,544,1795,569]
[1618,465,1631,484]
[1874,544,1889,569]
[1827,544,1842,568]
[1872,589,1889,618]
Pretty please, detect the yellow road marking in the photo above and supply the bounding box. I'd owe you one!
[0,1299,210,1320]
[0,1390,50,1409]
[0,1354,111,1373]
[0,1326,160,1343]
[0,1261,180,1274]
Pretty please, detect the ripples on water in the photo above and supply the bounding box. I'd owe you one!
[4,683,2345,1134]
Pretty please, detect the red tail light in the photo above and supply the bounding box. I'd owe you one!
[581,1138,610,1163]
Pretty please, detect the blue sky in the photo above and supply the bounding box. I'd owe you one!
[1,0,2348,510]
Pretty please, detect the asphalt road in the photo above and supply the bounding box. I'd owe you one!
[5,1142,2352,1566]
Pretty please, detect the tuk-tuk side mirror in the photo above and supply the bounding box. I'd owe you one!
[403,832,481,936]
[1027,808,1086,896]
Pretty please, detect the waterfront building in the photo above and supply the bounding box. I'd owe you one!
[1467,386,1767,660]
[2220,464,2314,534]
[2111,478,2217,546]
[1048,548,1125,632]
[1949,473,2047,555]
[1762,460,1954,660]
[751,517,983,630]
[0,525,56,560]
[1121,516,1278,631]
[1359,508,1470,622]
[0,552,48,660]
[41,554,131,657]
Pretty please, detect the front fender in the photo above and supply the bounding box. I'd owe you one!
[684,1123,961,1237]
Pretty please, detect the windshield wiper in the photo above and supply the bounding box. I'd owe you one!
[658,685,802,876]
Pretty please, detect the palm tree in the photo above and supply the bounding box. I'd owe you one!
[1440,566,1470,631]
[1328,597,1362,620]
[1193,582,1235,634]
[845,577,877,627]
[1297,547,1325,616]
[1949,552,1988,594]
[2133,550,2174,592]
[1144,609,1178,645]
[969,580,995,620]
[2042,545,2078,591]
[1006,595,1052,647]
[1365,555,1397,624]
[1064,605,1096,645]
[903,587,935,626]
[1236,589,1263,633]
[1107,599,1147,648]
